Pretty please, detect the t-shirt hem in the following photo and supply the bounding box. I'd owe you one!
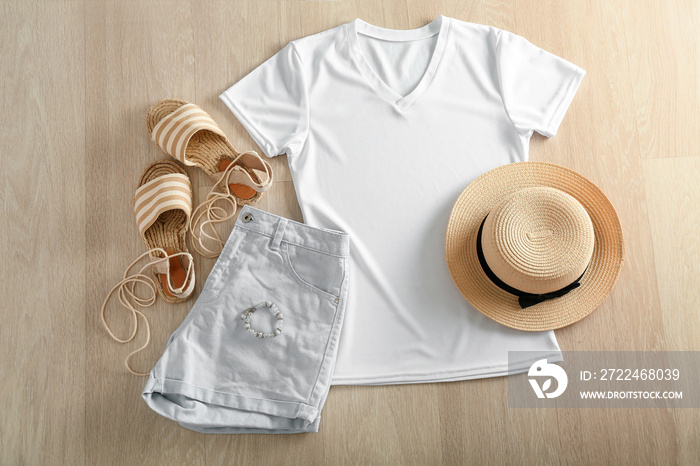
[219,90,281,158]
[330,350,563,386]
[541,66,586,138]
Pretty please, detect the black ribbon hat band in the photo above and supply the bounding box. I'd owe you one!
[476,216,588,309]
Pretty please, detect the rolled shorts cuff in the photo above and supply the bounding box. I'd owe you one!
[142,374,321,434]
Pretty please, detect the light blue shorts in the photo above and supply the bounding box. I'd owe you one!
[142,206,350,434]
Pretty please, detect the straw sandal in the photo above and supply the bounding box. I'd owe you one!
[100,160,195,376]
[133,160,196,303]
[146,99,273,258]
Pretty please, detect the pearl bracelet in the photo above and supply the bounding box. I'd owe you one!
[241,301,284,339]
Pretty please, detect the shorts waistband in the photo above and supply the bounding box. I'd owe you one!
[236,206,349,258]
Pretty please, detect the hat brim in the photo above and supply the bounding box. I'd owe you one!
[445,162,624,331]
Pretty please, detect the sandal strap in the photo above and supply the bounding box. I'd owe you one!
[152,252,196,298]
[100,248,195,376]
[188,188,237,258]
[150,103,228,166]
[188,151,272,258]
[210,150,274,193]
[134,173,192,241]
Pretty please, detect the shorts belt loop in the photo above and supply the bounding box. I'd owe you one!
[270,218,288,251]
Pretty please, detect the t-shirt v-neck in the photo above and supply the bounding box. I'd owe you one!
[346,16,450,110]
[219,16,586,385]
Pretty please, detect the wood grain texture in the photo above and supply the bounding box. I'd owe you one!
[0,2,86,464]
[621,0,698,160]
[1,0,698,464]
[642,156,700,466]
[642,157,700,352]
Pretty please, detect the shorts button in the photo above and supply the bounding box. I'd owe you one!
[242,213,253,223]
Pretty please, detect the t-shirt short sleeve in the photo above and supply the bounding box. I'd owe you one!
[495,30,585,138]
[219,42,309,158]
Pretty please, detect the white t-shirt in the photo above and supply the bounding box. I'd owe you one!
[220,16,585,385]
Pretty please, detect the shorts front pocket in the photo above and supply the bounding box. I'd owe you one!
[282,241,345,298]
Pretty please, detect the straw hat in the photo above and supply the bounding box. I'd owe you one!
[445,162,624,331]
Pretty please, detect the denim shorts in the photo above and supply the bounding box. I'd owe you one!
[142,205,350,434]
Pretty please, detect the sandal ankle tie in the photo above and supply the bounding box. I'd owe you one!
[189,150,271,258]
[100,248,194,376]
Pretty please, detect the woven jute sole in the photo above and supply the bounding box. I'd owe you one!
[445,162,624,331]
[146,99,263,205]
[137,160,193,304]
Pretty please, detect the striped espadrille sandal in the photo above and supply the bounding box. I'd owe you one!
[133,160,196,302]
[146,99,273,258]
[100,160,195,376]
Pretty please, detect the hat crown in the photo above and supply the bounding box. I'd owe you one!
[481,187,594,295]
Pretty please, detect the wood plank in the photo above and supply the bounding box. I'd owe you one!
[0,2,86,464]
[643,156,700,350]
[621,0,698,160]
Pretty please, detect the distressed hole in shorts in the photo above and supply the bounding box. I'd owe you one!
[240,301,284,339]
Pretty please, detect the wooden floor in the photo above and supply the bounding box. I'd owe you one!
[1,1,698,464]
